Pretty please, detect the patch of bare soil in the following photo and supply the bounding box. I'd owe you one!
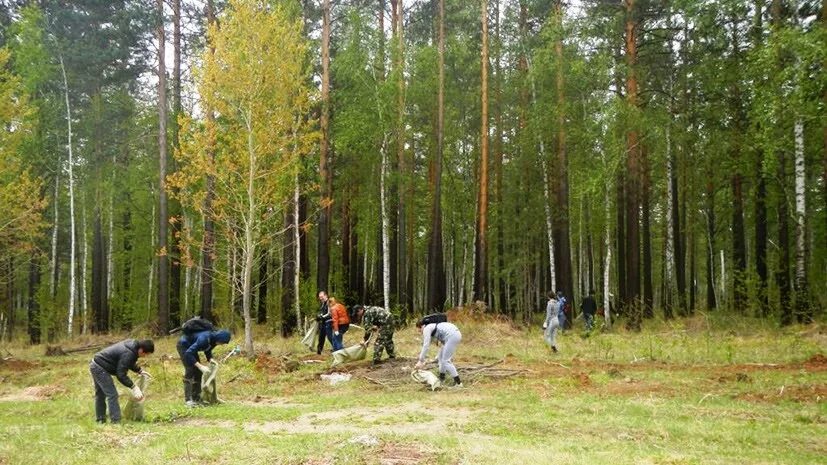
[602,379,675,397]
[735,383,827,404]
[803,353,827,370]
[0,358,41,372]
[255,353,300,374]
[378,443,434,465]
[0,385,66,402]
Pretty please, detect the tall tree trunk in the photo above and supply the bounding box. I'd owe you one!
[58,55,77,337]
[705,180,717,310]
[242,119,256,357]
[623,0,642,331]
[201,0,216,322]
[753,0,769,318]
[665,87,676,319]
[794,119,809,322]
[157,0,170,334]
[494,0,506,314]
[28,254,40,344]
[294,172,302,332]
[317,0,332,293]
[392,0,411,319]
[92,207,108,333]
[257,248,268,324]
[169,0,183,328]
[641,146,653,318]
[474,0,490,305]
[427,0,446,312]
[729,17,747,313]
[381,137,391,310]
[282,196,297,336]
[50,176,59,300]
[603,167,613,329]
[552,0,573,320]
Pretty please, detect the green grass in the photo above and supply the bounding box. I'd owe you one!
[0,315,825,464]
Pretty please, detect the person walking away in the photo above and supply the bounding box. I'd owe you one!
[328,297,350,351]
[556,290,568,330]
[177,328,232,407]
[415,319,463,387]
[316,291,331,355]
[90,339,154,423]
[543,292,560,353]
[581,290,597,333]
[354,305,396,365]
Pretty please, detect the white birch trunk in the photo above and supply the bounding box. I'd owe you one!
[293,170,301,326]
[59,55,77,337]
[719,250,726,304]
[526,57,556,291]
[81,203,88,335]
[602,157,612,328]
[107,159,115,301]
[242,113,255,357]
[380,136,390,311]
[794,118,806,290]
[50,176,59,299]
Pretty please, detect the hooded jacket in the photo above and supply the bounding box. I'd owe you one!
[180,330,232,367]
[93,339,144,388]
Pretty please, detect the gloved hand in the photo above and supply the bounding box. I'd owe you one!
[334,331,339,337]
[195,362,210,373]
[139,370,152,378]
[131,385,144,401]
[414,361,424,370]
[542,322,547,330]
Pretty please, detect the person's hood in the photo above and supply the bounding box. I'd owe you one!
[212,329,232,344]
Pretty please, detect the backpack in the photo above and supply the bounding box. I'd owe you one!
[181,317,215,336]
[419,313,448,338]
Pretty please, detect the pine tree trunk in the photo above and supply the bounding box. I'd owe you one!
[426,0,447,312]
[552,0,573,321]
[474,0,490,305]
[169,0,183,329]
[28,254,40,344]
[392,0,411,319]
[317,0,332,293]
[157,0,170,334]
[493,0,506,314]
[282,194,297,336]
[201,0,216,322]
[92,207,109,333]
[665,103,676,319]
[623,0,642,331]
[753,0,769,318]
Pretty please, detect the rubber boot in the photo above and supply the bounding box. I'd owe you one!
[184,379,197,408]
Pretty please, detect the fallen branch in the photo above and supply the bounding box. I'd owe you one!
[45,342,115,356]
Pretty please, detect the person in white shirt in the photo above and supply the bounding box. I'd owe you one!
[414,320,463,387]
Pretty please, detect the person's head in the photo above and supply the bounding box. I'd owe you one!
[136,340,155,357]
[547,291,555,300]
[352,305,365,323]
[212,329,232,345]
[329,297,338,306]
[556,290,564,299]
[318,291,328,302]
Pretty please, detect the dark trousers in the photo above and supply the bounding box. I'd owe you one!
[177,338,203,401]
[316,320,331,354]
[90,360,121,423]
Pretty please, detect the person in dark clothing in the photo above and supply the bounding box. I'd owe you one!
[89,339,154,424]
[176,329,232,407]
[581,290,598,332]
[315,290,331,355]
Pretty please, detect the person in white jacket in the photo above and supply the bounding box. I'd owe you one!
[543,292,560,353]
[414,320,463,387]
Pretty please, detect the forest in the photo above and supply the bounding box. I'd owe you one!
[0,0,825,350]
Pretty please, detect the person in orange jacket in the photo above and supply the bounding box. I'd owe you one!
[327,297,351,351]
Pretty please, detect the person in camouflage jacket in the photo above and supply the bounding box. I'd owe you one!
[354,305,396,365]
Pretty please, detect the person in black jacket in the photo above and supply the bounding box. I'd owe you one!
[89,339,154,423]
[315,290,331,355]
[581,290,597,333]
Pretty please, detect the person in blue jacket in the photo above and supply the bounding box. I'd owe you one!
[176,329,232,407]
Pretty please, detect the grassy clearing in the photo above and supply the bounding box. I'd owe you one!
[0,313,825,465]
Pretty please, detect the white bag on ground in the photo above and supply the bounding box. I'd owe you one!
[123,375,149,421]
[201,361,221,404]
[331,344,367,367]
[411,370,442,391]
[301,321,319,352]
